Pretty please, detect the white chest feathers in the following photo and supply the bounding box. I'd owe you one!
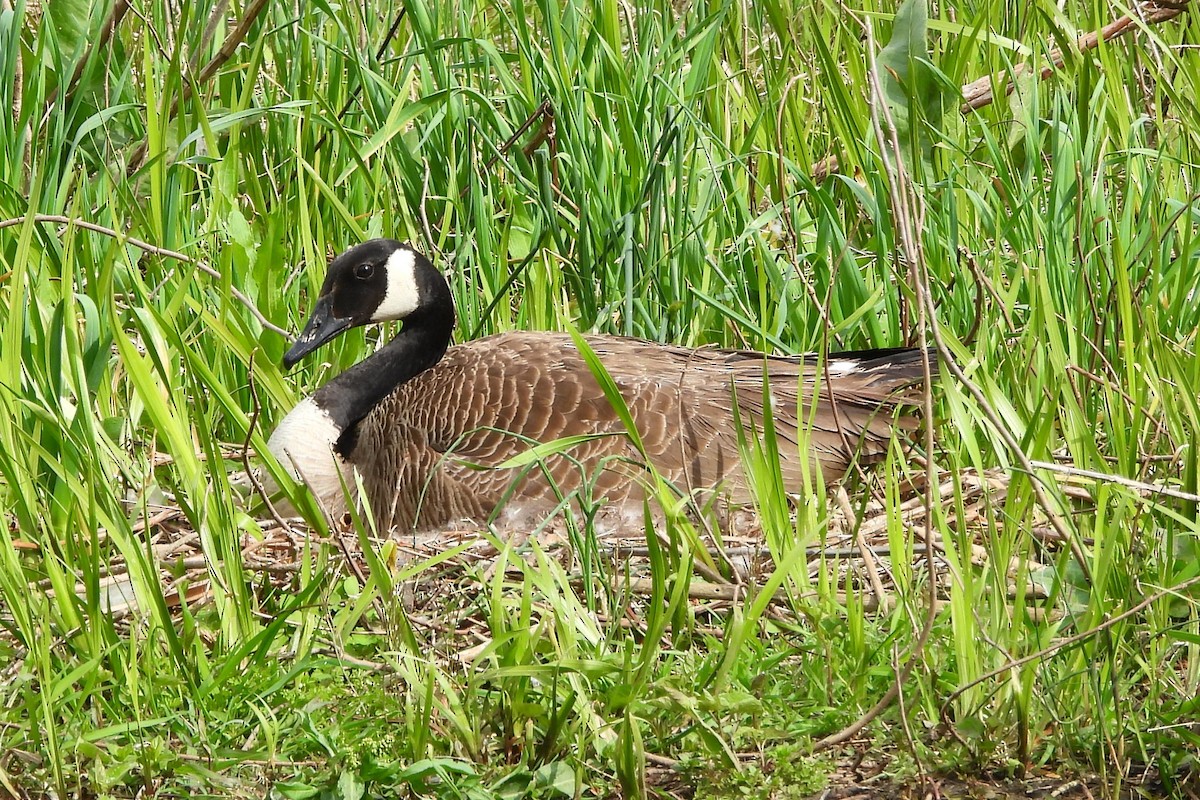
[267,397,355,516]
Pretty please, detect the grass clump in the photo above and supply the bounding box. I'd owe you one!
[2,0,1200,797]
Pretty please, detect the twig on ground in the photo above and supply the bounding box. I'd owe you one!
[836,487,891,614]
[622,578,923,613]
[1028,459,1200,504]
[892,642,929,788]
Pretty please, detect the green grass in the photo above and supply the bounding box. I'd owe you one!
[2,0,1200,796]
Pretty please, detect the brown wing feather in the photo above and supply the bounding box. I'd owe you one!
[350,332,933,531]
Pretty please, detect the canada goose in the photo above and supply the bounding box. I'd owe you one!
[268,239,936,532]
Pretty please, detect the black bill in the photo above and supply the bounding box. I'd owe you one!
[282,295,354,369]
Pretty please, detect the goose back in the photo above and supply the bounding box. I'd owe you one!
[347,332,930,531]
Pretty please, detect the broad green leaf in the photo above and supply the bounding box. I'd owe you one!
[876,0,949,176]
[46,0,91,61]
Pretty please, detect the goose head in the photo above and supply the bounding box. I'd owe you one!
[282,239,451,368]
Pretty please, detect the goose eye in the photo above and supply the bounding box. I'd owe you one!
[354,263,375,281]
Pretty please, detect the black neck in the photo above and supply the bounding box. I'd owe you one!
[313,308,454,444]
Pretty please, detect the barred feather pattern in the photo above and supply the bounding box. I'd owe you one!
[341,332,933,532]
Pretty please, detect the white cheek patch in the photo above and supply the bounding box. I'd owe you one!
[370,247,421,322]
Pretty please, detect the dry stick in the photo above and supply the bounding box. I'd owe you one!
[0,214,291,340]
[810,0,1192,181]
[459,100,558,199]
[960,0,1191,112]
[957,249,988,345]
[892,642,930,790]
[620,578,936,613]
[962,246,1017,334]
[126,0,273,175]
[835,487,891,614]
[1028,459,1200,504]
[454,103,577,250]
[613,542,936,561]
[813,20,941,753]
